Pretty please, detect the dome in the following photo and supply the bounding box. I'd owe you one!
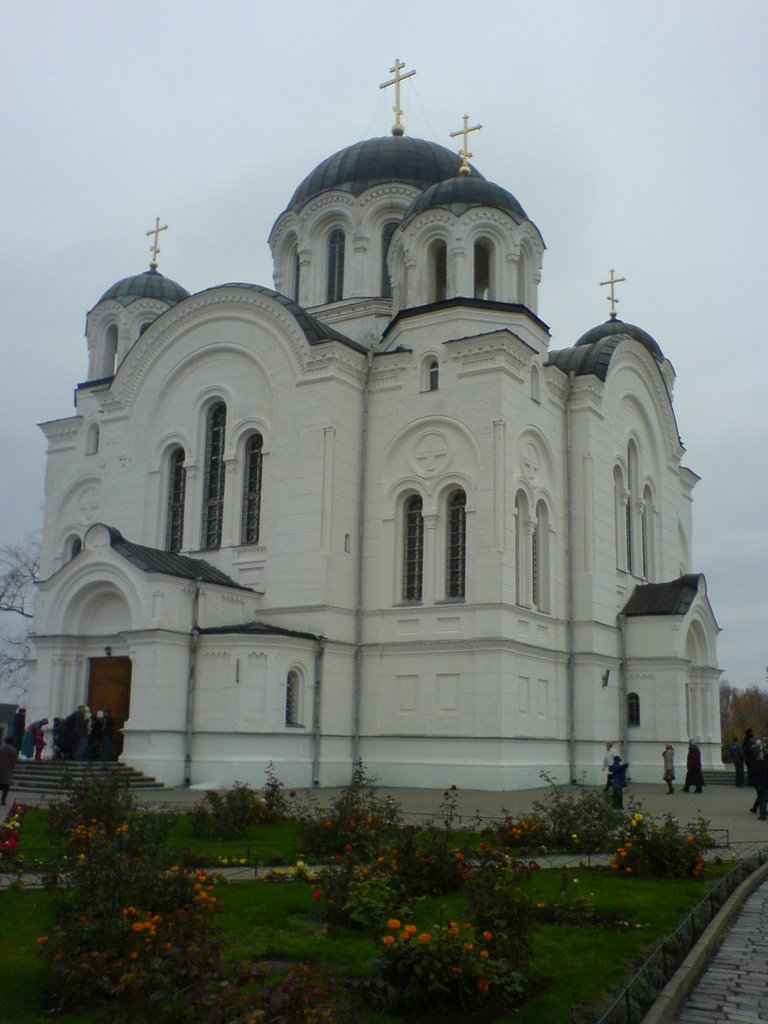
[97,268,190,308]
[575,318,664,361]
[285,135,484,213]
[400,176,527,230]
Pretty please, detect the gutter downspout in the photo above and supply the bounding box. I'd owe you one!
[183,579,202,788]
[311,635,327,786]
[352,348,373,770]
[619,611,628,761]
[565,371,577,783]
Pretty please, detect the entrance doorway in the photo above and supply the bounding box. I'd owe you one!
[87,656,132,760]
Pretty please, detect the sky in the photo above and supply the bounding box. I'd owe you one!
[1,0,766,689]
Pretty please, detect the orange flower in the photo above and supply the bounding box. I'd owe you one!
[387,918,401,930]
[480,949,490,959]
[451,967,462,974]
[404,924,417,935]
[382,935,395,946]
[418,933,432,944]
[130,951,138,960]
[131,922,144,933]
[36,936,49,945]
[477,976,489,993]
[626,867,632,874]
[482,930,493,941]
[400,931,411,940]
[54,952,63,961]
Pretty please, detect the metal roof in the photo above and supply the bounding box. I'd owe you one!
[106,527,249,590]
[97,268,190,308]
[199,621,322,641]
[400,176,527,230]
[622,574,703,616]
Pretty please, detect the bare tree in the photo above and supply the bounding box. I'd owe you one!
[0,534,40,701]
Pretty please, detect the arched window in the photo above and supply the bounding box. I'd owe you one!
[326,228,345,303]
[241,433,263,545]
[641,484,654,581]
[85,424,100,455]
[446,490,467,599]
[102,323,118,378]
[531,364,541,403]
[515,491,531,606]
[69,537,82,561]
[402,495,424,602]
[627,692,641,727]
[201,403,226,550]
[614,465,627,571]
[474,241,492,299]
[139,321,152,338]
[626,442,639,575]
[429,240,447,302]
[428,360,439,391]
[285,669,301,727]
[165,447,186,553]
[517,248,528,307]
[534,500,550,613]
[292,245,301,303]
[380,221,398,298]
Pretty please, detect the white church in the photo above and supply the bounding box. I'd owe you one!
[26,68,723,789]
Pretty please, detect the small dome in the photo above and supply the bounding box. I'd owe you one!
[400,176,527,231]
[575,318,664,361]
[97,268,190,308]
[285,136,483,213]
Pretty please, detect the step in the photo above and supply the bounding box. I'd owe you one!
[701,770,740,787]
[12,760,165,792]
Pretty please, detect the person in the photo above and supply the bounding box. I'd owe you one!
[0,736,19,805]
[11,708,25,750]
[683,739,704,793]
[101,709,115,762]
[32,718,48,760]
[19,724,35,759]
[602,741,619,792]
[608,754,629,808]
[729,736,745,787]
[662,743,675,794]
[73,705,89,761]
[753,749,768,821]
[87,714,103,761]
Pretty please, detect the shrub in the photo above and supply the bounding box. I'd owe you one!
[262,760,289,820]
[610,811,712,878]
[295,760,401,858]
[377,913,526,1016]
[189,782,272,839]
[226,962,357,1023]
[462,844,537,970]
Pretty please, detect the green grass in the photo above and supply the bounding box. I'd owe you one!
[2,866,731,1024]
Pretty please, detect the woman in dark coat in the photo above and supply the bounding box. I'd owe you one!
[683,740,704,793]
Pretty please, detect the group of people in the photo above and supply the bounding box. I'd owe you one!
[729,729,768,820]
[600,739,705,803]
[9,705,116,763]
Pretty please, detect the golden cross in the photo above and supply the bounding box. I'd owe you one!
[379,58,416,137]
[146,216,168,271]
[600,269,626,319]
[450,114,482,176]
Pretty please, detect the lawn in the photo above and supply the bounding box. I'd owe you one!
[1,864,730,1024]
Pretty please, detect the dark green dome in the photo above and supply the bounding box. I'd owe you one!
[286,136,484,213]
[98,268,190,307]
[400,176,527,230]
[575,318,664,361]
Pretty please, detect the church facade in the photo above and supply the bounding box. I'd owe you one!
[27,115,722,789]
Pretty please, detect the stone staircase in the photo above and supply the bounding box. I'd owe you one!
[702,769,738,787]
[12,759,164,793]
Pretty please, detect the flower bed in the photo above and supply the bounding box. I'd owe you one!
[0,801,27,858]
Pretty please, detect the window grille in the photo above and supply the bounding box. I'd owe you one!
[165,447,186,552]
[446,490,466,598]
[402,495,424,601]
[327,229,345,302]
[380,221,398,297]
[241,433,263,545]
[201,403,226,550]
[285,670,300,726]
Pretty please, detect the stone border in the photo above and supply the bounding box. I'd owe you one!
[641,860,768,1024]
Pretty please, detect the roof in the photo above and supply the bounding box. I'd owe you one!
[199,621,322,642]
[547,319,664,381]
[400,176,527,230]
[105,527,249,590]
[622,574,703,616]
[96,267,190,308]
[195,283,367,353]
[285,135,484,214]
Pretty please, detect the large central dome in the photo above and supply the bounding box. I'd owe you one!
[286,135,484,213]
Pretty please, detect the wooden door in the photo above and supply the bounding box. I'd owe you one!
[87,657,132,759]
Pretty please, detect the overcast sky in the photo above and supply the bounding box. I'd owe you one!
[1,0,766,688]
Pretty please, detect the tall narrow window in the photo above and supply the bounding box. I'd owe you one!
[241,433,263,545]
[402,495,424,601]
[380,221,398,297]
[165,447,186,553]
[430,240,447,302]
[102,323,118,378]
[201,403,226,550]
[446,490,467,599]
[515,491,531,606]
[428,360,439,391]
[628,692,641,727]
[69,537,82,560]
[326,228,345,302]
[641,484,654,580]
[85,424,100,455]
[292,246,301,303]
[474,241,491,299]
[534,500,550,613]
[626,442,638,575]
[285,670,301,726]
[531,518,540,608]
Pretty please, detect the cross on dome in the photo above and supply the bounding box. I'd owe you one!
[600,268,626,320]
[450,114,482,176]
[146,216,168,271]
[379,58,416,137]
